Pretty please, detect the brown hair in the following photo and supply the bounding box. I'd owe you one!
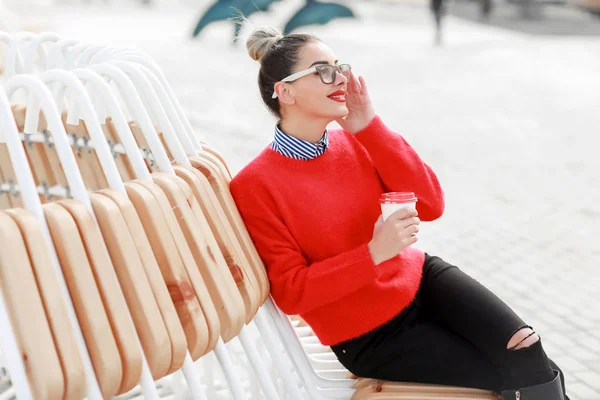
[246,27,319,118]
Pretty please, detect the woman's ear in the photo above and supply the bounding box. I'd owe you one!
[274,82,296,105]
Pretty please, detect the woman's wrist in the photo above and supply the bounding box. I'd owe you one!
[347,109,377,134]
[368,241,383,266]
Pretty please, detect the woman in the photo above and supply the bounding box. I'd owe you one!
[230,27,568,399]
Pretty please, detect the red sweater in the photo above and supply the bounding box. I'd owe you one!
[230,116,445,345]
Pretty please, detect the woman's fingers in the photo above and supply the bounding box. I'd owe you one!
[354,74,362,93]
[349,70,362,93]
[404,235,419,245]
[406,224,419,235]
[358,76,369,96]
[396,216,420,230]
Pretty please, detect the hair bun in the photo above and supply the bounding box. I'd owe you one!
[246,27,283,62]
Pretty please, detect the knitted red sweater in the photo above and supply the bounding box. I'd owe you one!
[230,116,445,345]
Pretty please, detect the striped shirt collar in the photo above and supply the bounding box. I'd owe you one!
[271,124,329,161]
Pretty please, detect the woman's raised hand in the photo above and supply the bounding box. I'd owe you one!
[336,70,376,134]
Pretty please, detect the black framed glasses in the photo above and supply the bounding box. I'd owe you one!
[272,64,352,99]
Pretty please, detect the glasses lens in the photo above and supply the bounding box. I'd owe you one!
[315,65,333,84]
[317,65,351,84]
[339,64,351,77]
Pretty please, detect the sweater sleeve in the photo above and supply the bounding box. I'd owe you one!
[230,177,378,316]
[352,116,445,221]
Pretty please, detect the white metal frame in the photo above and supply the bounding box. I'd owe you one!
[100,58,305,400]
[2,75,105,400]
[39,68,164,400]
[0,89,36,400]
[69,67,210,400]
[86,61,254,400]
[71,64,210,399]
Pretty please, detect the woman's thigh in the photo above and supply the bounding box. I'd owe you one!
[366,319,503,391]
[419,254,529,367]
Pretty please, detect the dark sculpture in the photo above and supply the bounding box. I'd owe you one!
[192,0,356,41]
[284,0,354,35]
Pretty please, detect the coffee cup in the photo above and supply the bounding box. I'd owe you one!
[380,192,418,222]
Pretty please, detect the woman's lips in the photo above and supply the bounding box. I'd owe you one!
[327,90,346,102]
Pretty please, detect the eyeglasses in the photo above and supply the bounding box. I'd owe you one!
[272,64,351,99]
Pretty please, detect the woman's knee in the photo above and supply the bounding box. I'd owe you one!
[506,327,539,350]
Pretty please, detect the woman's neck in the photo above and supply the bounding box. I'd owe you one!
[279,113,330,143]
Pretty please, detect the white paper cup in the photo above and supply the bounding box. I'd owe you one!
[380,192,418,221]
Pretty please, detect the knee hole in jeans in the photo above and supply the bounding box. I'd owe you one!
[507,327,540,351]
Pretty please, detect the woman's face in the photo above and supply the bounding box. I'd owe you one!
[284,41,349,120]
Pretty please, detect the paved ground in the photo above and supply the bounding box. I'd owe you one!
[10,0,600,398]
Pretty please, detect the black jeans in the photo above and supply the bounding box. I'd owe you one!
[331,254,568,396]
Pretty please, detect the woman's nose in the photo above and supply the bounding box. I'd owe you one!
[335,71,348,86]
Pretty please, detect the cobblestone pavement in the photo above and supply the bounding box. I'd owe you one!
[42,1,600,397]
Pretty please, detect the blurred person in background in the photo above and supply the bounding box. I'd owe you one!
[230,26,570,400]
[431,0,445,44]
[480,0,493,20]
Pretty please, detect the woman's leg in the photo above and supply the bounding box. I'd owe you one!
[332,296,503,390]
[363,319,505,391]
[419,254,566,396]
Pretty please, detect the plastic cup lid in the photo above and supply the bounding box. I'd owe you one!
[379,192,418,204]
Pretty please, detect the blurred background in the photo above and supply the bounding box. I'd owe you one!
[1,0,600,398]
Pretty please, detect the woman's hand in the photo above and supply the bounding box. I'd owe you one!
[336,71,376,134]
[368,208,420,265]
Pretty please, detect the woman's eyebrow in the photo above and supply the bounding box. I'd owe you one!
[309,60,339,67]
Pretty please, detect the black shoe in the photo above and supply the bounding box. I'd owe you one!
[501,370,564,400]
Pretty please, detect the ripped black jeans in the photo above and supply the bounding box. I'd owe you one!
[331,254,568,396]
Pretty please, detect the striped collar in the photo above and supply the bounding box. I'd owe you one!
[270,124,329,161]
